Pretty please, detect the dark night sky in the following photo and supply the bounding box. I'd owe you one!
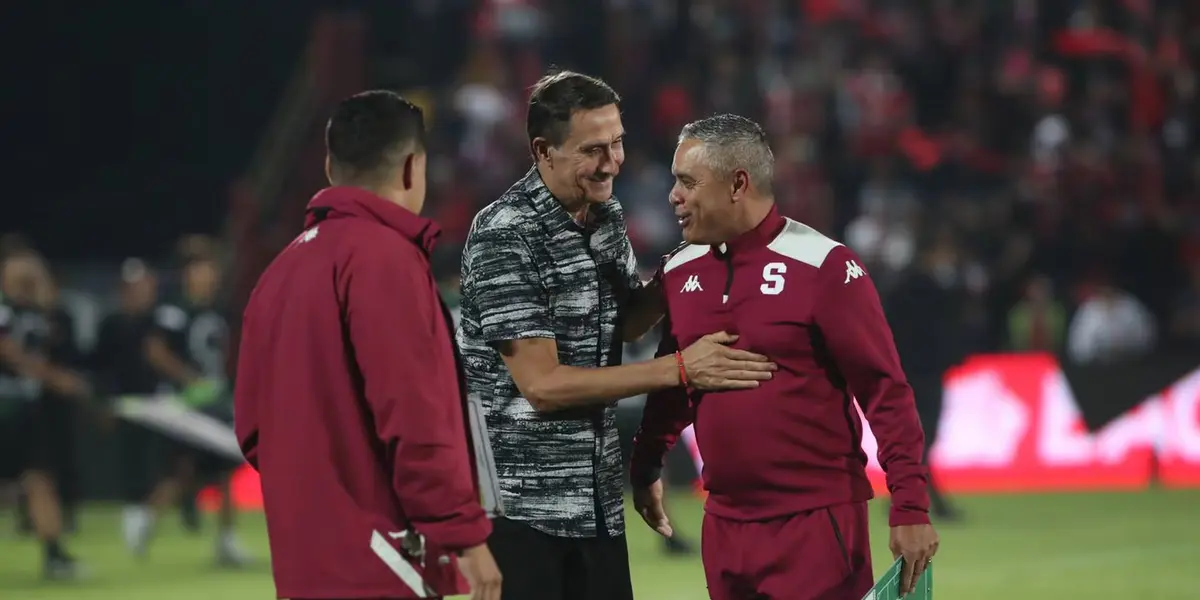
[5,1,322,261]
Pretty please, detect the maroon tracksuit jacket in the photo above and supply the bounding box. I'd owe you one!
[630,206,930,526]
[234,187,491,599]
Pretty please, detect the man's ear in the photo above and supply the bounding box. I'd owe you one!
[324,155,334,185]
[531,138,553,166]
[730,169,750,201]
[401,154,414,190]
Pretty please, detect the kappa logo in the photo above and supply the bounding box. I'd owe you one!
[681,274,703,293]
[844,260,866,284]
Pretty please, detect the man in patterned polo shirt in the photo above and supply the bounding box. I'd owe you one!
[457,70,776,600]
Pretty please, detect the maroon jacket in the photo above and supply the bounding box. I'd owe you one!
[234,187,491,599]
[630,206,930,527]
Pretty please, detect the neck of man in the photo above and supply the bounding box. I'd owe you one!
[725,197,774,242]
[359,183,421,216]
[537,163,591,224]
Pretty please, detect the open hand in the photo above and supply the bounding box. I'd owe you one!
[681,332,776,390]
[889,524,939,596]
[632,478,673,538]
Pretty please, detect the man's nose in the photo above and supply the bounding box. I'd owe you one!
[599,153,619,174]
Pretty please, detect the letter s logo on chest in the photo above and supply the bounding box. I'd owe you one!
[760,262,786,295]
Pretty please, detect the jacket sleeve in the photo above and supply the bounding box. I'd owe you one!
[344,243,490,551]
[629,296,693,487]
[812,245,931,526]
[232,310,260,470]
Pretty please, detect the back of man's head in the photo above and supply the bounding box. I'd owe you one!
[526,70,620,151]
[326,91,426,186]
[678,114,774,196]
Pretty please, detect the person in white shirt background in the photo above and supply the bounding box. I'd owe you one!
[1067,280,1157,365]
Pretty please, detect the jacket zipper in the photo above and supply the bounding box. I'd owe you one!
[720,246,734,304]
[826,508,853,572]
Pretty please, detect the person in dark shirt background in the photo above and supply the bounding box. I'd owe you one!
[885,230,967,521]
[91,258,183,556]
[36,268,86,534]
[0,250,90,579]
[143,252,250,566]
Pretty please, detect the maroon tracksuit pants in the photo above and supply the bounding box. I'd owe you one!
[701,502,874,600]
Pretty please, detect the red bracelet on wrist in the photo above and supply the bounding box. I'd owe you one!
[674,350,689,388]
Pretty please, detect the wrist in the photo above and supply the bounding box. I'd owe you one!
[674,350,689,388]
[888,506,931,527]
[653,355,680,389]
[630,465,662,488]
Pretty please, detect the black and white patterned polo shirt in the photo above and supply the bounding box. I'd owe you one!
[457,166,642,538]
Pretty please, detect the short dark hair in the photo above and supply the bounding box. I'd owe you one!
[526,70,620,148]
[326,90,426,183]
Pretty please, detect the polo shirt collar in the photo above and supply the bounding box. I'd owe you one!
[716,204,785,255]
[520,166,616,233]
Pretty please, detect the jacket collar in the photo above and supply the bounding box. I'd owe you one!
[521,166,617,233]
[716,204,784,255]
[305,186,441,254]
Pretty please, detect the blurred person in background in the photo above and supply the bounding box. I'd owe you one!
[1007,274,1067,353]
[1066,277,1158,366]
[1169,263,1200,350]
[843,160,918,289]
[885,229,965,521]
[28,265,86,535]
[91,259,181,556]
[143,251,251,567]
[0,250,89,579]
[614,146,678,264]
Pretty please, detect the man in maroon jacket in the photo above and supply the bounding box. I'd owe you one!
[630,115,940,600]
[234,91,501,600]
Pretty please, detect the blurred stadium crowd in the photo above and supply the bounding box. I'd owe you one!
[401,0,1200,367]
[2,0,1200,558]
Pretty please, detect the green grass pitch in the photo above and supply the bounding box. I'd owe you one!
[1,489,1197,599]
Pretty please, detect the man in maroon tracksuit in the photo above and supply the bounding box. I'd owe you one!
[234,91,501,600]
[630,115,940,600]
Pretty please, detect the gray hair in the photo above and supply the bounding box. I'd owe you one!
[678,114,774,193]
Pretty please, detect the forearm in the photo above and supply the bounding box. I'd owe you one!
[526,355,680,412]
[146,341,198,386]
[621,279,665,342]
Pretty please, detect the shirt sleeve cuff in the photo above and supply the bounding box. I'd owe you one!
[888,505,932,527]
